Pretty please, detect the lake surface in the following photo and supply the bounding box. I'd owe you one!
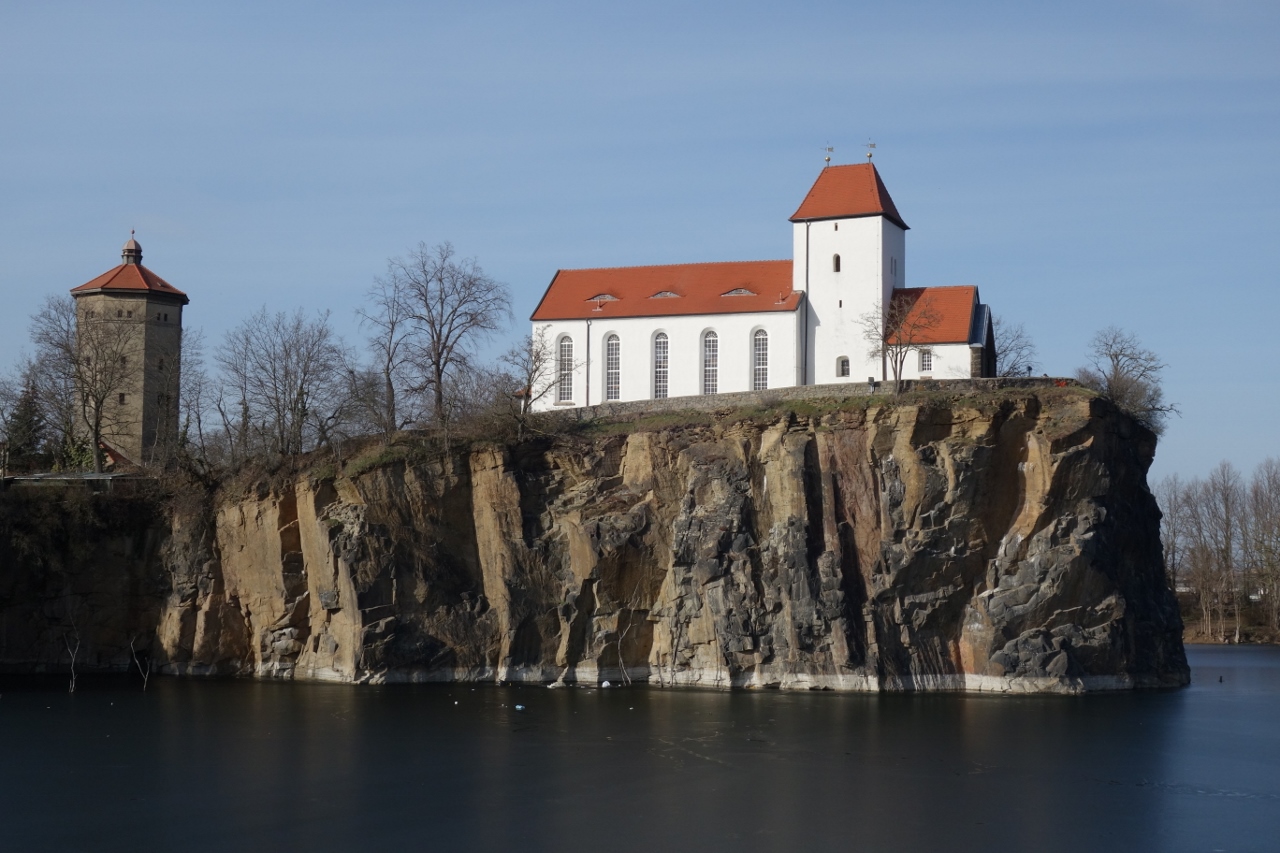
[2,646,1277,853]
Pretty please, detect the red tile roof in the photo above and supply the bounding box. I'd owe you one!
[790,163,908,230]
[530,260,799,321]
[888,286,978,344]
[70,263,189,304]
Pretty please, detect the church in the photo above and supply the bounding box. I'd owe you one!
[529,162,996,410]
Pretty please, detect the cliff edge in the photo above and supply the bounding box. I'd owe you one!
[139,388,1185,692]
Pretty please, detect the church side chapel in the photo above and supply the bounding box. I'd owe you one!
[529,161,996,410]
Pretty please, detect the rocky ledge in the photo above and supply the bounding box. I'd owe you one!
[0,387,1189,693]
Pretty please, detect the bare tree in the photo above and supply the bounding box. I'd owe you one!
[993,315,1039,376]
[1201,462,1245,642]
[215,308,350,458]
[499,327,558,439]
[129,635,152,691]
[859,292,942,388]
[1156,473,1190,593]
[30,295,143,472]
[388,242,512,426]
[1246,458,1280,631]
[173,328,215,465]
[356,271,423,438]
[1075,326,1178,435]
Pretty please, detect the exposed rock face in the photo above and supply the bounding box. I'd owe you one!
[0,488,169,673]
[141,390,1187,693]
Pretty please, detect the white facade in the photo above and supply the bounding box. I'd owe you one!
[533,311,801,409]
[529,164,993,410]
[792,214,906,385]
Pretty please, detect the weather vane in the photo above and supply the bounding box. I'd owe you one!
[823,144,834,167]
[865,139,876,161]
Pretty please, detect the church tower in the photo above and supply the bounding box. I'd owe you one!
[70,236,189,466]
[790,163,908,384]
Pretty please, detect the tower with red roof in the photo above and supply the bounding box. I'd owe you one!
[70,236,188,465]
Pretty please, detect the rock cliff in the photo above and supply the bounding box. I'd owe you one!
[139,388,1186,692]
[0,389,1189,692]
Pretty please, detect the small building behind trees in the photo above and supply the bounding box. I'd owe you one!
[68,236,187,466]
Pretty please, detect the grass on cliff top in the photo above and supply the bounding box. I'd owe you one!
[567,384,1096,438]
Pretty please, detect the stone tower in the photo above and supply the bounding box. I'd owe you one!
[70,236,189,466]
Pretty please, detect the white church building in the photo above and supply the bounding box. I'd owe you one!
[529,163,995,410]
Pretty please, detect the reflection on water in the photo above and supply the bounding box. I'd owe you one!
[2,647,1277,852]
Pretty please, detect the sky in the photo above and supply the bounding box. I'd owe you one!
[1,0,1277,481]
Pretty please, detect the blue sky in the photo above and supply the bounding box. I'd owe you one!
[1,0,1276,480]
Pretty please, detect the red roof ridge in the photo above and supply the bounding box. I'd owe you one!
[531,259,796,321]
[558,258,790,274]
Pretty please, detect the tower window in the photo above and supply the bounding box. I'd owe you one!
[157,357,165,370]
[919,350,933,372]
[653,333,668,399]
[703,331,718,395]
[834,222,839,231]
[838,357,850,378]
[833,254,841,273]
[604,334,620,401]
[557,336,574,403]
[752,329,768,391]
[163,313,169,322]
[117,309,123,318]
[118,393,126,405]
[127,310,133,318]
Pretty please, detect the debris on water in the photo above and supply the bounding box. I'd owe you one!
[601,680,611,688]
[515,704,526,711]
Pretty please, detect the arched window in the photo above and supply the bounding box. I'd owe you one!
[752,329,768,391]
[605,334,620,401]
[703,331,718,395]
[838,357,850,378]
[833,254,841,272]
[557,336,574,403]
[653,333,669,399]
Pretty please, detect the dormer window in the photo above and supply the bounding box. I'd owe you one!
[586,294,618,302]
[721,288,755,297]
[650,291,680,299]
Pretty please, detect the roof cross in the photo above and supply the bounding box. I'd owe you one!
[823,144,834,167]
[865,140,876,161]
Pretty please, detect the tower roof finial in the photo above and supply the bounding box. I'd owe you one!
[122,231,142,265]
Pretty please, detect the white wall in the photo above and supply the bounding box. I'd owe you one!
[894,342,974,380]
[531,311,801,410]
[793,215,907,384]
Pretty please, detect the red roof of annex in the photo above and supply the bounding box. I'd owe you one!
[889,286,981,345]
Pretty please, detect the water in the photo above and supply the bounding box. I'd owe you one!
[1,647,1277,853]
